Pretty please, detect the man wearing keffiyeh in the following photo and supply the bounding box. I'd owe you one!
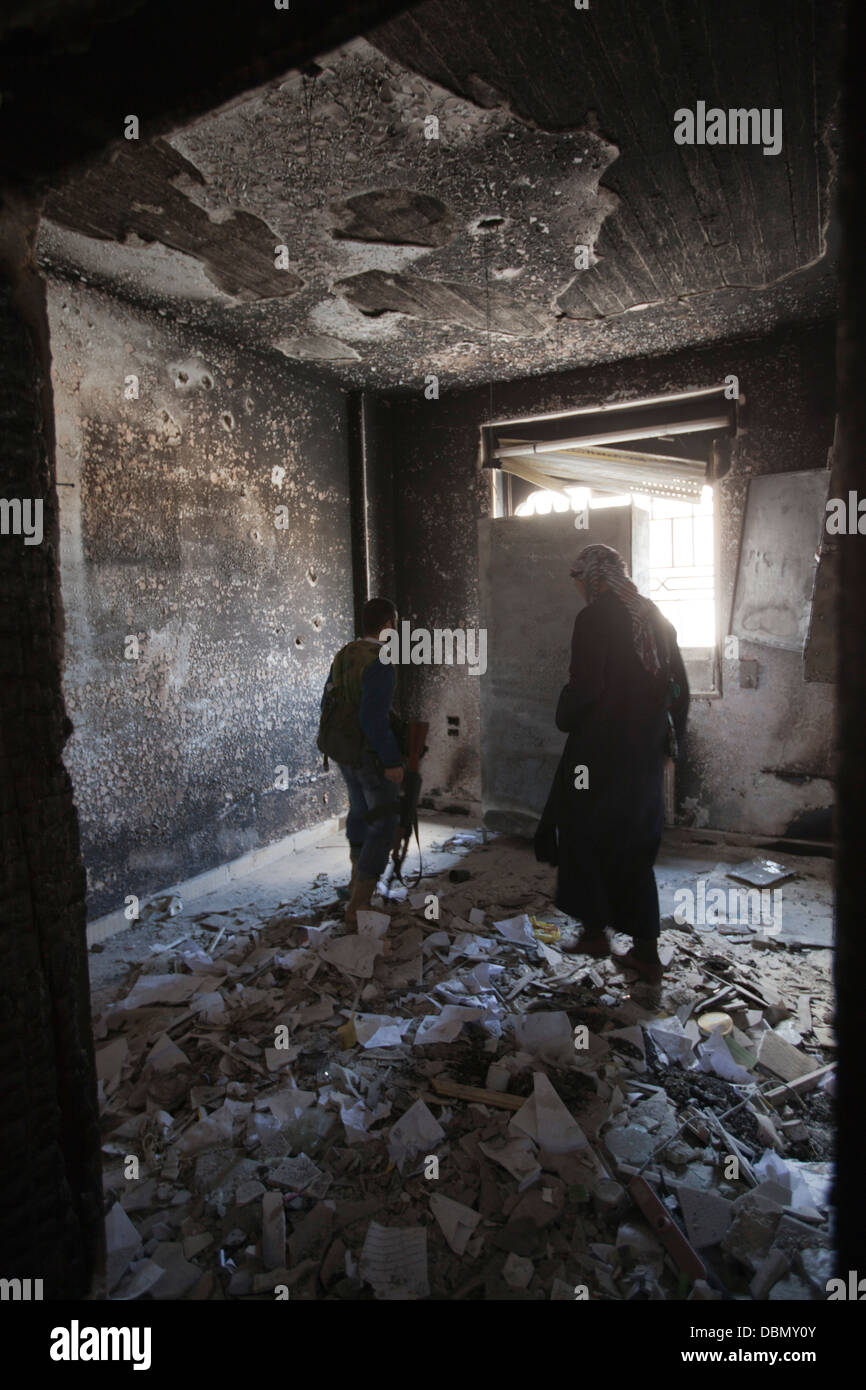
[534,542,690,985]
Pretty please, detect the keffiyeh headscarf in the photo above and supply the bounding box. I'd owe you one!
[571,543,663,678]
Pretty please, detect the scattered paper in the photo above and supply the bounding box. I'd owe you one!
[698,1027,753,1084]
[357,910,391,939]
[340,1096,392,1145]
[727,859,795,888]
[268,1153,332,1198]
[645,1017,697,1067]
[415,1005,485,1045]
[388,1099,445,1171]
[446,933,502,961]
[354,1013,413,1048]
[319,934,384,978]
[509,1072,590,1154]
[144,1033,190,1073]
[510,1011,576,1068]
[105,1202,143,1291]
[429,1193,481,1255]
[118,973,201,1009]
[95,1038,128,1089]
[478,1135,541,1190]
[360,1222,429,1300]
[422,931,451,953]
[273,948,312,971]
[267,1089,316,1124]
[493,914,535,944]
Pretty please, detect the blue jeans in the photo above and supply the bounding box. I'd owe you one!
[338,750,400,880]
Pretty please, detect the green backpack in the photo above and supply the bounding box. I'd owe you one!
[317,640,408,769]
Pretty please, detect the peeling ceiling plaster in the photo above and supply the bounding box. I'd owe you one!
[37,18,838,389]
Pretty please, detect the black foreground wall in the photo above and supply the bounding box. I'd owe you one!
[0,199,102,1296]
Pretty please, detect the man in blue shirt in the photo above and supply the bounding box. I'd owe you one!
[321,598,404,926]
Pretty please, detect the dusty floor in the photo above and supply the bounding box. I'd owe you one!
[91,821,836,1301]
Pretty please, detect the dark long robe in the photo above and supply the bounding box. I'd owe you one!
[535,589,689,940]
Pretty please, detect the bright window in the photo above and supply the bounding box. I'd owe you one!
[514,484,716,648]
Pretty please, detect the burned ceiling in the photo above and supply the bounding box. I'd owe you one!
[37,0,841,389]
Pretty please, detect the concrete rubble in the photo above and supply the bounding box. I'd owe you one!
[92,829,835,1300]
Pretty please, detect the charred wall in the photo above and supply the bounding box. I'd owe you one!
[376,318,837,837]
[48,279,354,919]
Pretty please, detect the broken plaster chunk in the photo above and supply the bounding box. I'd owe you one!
[749,1247,790,1300]
[144,1032,190,1073]
[95,1037,129,1090]
[502,1251,534,1289]
[264,1046,299,1071]
[183,1233,213,1260]
[235,1179,266,1207]
[768,1274,814,1300]
[676,1185,734,1250]
[149,1242,202,1300]
[288,1202,334,1265]
[797,1246,835,1292]
[262,1192,287,1270]
[485,1063,511,1092]
[688,1278,723,1301]
[105,1202,144,1292]
[603,1126,655,1168]
[721,1193,784,1273]
[616,1222,665,1274]
[592,1179,627,1218]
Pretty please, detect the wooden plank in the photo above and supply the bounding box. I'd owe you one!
[757,1029,819,1083]
[431,1075,525,1111]
[764,1063,835,1105]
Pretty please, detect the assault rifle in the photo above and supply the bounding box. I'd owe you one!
[384,719,428,889]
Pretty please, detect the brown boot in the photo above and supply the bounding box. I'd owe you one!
[344,877,378,929]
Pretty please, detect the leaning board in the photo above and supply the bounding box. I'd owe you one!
[730,470,829,652]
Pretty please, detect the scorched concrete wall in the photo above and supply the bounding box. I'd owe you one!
[48,280,353,918]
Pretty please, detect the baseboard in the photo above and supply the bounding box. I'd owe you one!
[85,813,344,946]
[664,824,834,859]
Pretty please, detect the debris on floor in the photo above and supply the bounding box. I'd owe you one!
[93,830,835,1300]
